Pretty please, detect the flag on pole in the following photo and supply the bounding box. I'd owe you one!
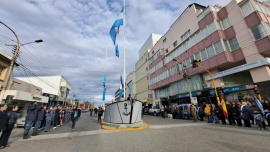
[119,75,123,98]
[255,97,265,115]
[109,9,123,57]
[219,92,228,118]
[102,75,106,101]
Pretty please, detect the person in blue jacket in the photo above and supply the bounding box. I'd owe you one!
[44,106,53,132]
[32,103,44,136]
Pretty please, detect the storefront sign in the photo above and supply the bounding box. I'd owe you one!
[177,91,203,98]
[223,84,254,93]
[33,96,42,100]
[205,58,270,81]
[191,97,198,104]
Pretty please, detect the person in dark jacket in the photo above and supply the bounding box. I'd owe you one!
[0,105,18,149]
[71,107,79,131]
[98,107,104,122]
[231,102,238,126]
[78,108,82,119]
[23,102,38,139]
[0,104,8,133]
[39,105,47,130]
[32,104,44,136]
[218,103,226,124]
[241,101,251,127]
[44,107,53,132]
[53,106,60,129]
[226,101,233,125]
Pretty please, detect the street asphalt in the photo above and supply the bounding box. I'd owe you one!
[1,113,269,152]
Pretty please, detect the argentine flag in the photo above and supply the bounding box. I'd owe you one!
[109,8,124,57]
[102,75,106,101]
[119,75,123,98]
[255,97,265,115]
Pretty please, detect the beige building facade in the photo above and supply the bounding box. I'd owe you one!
[149,1,270,106]
[135,34,162,104]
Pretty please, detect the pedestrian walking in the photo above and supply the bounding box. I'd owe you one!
[90,107,93,117]
[0,105,18,149]
[161,105,165,119]
[98,107,104,122]
[226,101,233,125]
[71,107,79,131]
[94,108,98,116]
[64,107,69,124]
[231,102,238,126]
[212,104,219,124]
[198,104,204,121]
[78,108,82,119]
[23,102,38,139]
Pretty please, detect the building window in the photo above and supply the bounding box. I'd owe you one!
[206,45,215,58]
[214,41,224,54]
[223,40,230,51]
[165,49,168,53]
[181,30,190,41]
[263,22,270,35]
[201,49,208,61]
[163,38,167,43]
[146,67,148,71]
[241,1,255,17]
[208,21,217,34]
[251,24,266,40]
[173,41,178,47]
[221,17,231,30]
[152,51,154,54]
[201,26,209,39]
[229,37,240,51]
[195,52,201,61]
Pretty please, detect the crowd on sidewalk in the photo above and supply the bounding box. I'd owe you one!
[158,99,270,131]
[0,102,82,150]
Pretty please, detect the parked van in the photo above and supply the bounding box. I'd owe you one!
[178,104,192,119]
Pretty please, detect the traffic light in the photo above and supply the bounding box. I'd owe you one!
[254,87,259,94]
[192,59,201,68]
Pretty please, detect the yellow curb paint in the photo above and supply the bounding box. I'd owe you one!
[100,120,149,131]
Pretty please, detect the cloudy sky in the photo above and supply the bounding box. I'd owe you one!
[0,0,233,105]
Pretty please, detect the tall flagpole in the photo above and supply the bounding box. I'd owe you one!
[104,46,107,106]
[123,0,126,99]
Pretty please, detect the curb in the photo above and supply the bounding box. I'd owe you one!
[100,120,149,131]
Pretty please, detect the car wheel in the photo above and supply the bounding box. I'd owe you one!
[153,112,157,116]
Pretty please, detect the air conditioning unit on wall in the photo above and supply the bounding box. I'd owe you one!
[203,83,212,89]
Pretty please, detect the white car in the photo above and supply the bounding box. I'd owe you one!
[16,117,26,128]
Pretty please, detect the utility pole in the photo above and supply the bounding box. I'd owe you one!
[0,21,20,91]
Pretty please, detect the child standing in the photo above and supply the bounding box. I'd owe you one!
[254,110,264,130]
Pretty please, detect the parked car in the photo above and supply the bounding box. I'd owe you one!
[178,104,192,119]
[82,108,89,113]
[16,117,26,128]
[148,106,161,116]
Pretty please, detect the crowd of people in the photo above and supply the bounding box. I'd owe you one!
[159,99,270,130]
[0,102,83,150]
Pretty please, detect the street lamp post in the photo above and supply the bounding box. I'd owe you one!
[0,21,43,103]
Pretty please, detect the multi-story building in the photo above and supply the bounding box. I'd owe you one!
[16,75,71,106]
[115,88,120,102]
[149,0,270,106]
[135,34,162,106]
